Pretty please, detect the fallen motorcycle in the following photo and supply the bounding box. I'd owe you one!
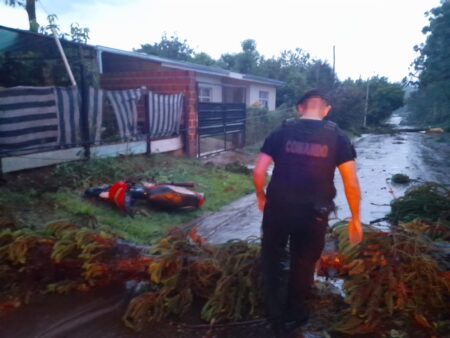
[85,181,205,212]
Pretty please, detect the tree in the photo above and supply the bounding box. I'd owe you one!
[4,0,39,32]
[327,77,404,129]
[191,52,216,66]
[258,48,311,106]
[305,60,335,95]
[407,0,450,126]
[217,39,260,74]
[366,77,404,125]
[328,79,366,130]
[135,33,194,61]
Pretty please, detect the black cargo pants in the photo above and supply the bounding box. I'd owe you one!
[261,200,329,321]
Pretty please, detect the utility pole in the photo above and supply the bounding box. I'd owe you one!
[363,78,370,127]
[51,26,77,87]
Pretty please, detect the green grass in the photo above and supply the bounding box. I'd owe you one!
[0,155,254,244]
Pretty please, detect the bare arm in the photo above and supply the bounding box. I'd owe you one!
[253,153,273,212]
[338,160,363,245]
[338,160,360,219]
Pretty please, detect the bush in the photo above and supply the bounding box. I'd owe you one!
[245,106,296,146]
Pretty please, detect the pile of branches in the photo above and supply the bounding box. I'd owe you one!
[0,220,150,313]
[123,229,263,331]
[3,212,449,335]
[0,222,263,331]
[388,183,450,227]
[332,221,450,335]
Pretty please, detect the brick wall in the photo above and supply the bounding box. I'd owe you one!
[100,66,198,157]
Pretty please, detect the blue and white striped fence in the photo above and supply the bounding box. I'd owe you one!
[0,85,185,172]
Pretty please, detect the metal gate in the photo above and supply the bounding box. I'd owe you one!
[197,102,246,157]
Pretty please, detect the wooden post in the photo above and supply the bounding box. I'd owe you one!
[51,27,77,87]
[0,154,3,181]
[80,63,90,159]
[223,104,227,151]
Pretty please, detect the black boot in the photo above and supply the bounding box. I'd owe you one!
[283,304,310,332]
[268,317,289,337]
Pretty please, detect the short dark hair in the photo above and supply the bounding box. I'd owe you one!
[297,89,329,106]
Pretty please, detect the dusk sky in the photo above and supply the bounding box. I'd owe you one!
[0,0,441,82]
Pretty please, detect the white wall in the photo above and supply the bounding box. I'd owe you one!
[247,84,277,111]
[196,74,278,110]
[196,74,222,102]
[2,137,183,173]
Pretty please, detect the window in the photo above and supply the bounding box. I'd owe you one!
[198,87,212,102]
[259,90,269,109]
[223,86,246,103]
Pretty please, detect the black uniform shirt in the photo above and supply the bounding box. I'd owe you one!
[260,119,356,207]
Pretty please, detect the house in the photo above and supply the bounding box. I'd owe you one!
[97,46,283,111]
[97,46,284,157]
[0,25,284,172]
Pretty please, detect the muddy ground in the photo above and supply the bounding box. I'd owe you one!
[0,282,345,338]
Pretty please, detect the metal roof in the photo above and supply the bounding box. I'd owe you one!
[96,46,285,87]
[0,25,285,87]
[0,24,93,52]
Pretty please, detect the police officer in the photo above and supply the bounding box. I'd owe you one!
[253,90,363,334]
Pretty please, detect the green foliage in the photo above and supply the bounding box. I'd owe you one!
[328,77,404,129]
[407,0,450,126]
[328,79,366,130]
[257,49,311,106]
[134,33,195,62]
[245,106,296,146]
[305,60,335,94]
[39,15,90,44]
[0,12,95,87]
[388,182,450,225]
[191,52,216,66]
[217,39,260,74]
[365,77,404,125]
[0,46,98,87]
[135,34,403,130]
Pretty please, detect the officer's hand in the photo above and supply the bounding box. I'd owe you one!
[256,192,266,212]
[348,218,363,246]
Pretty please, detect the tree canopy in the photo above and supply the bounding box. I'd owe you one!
[134,33,194,62]
[136,34,404,129]
[407,0,450,127]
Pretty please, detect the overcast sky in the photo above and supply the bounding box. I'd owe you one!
[0,0,440,82]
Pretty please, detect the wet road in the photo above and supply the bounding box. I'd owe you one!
[198,117,450,243]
